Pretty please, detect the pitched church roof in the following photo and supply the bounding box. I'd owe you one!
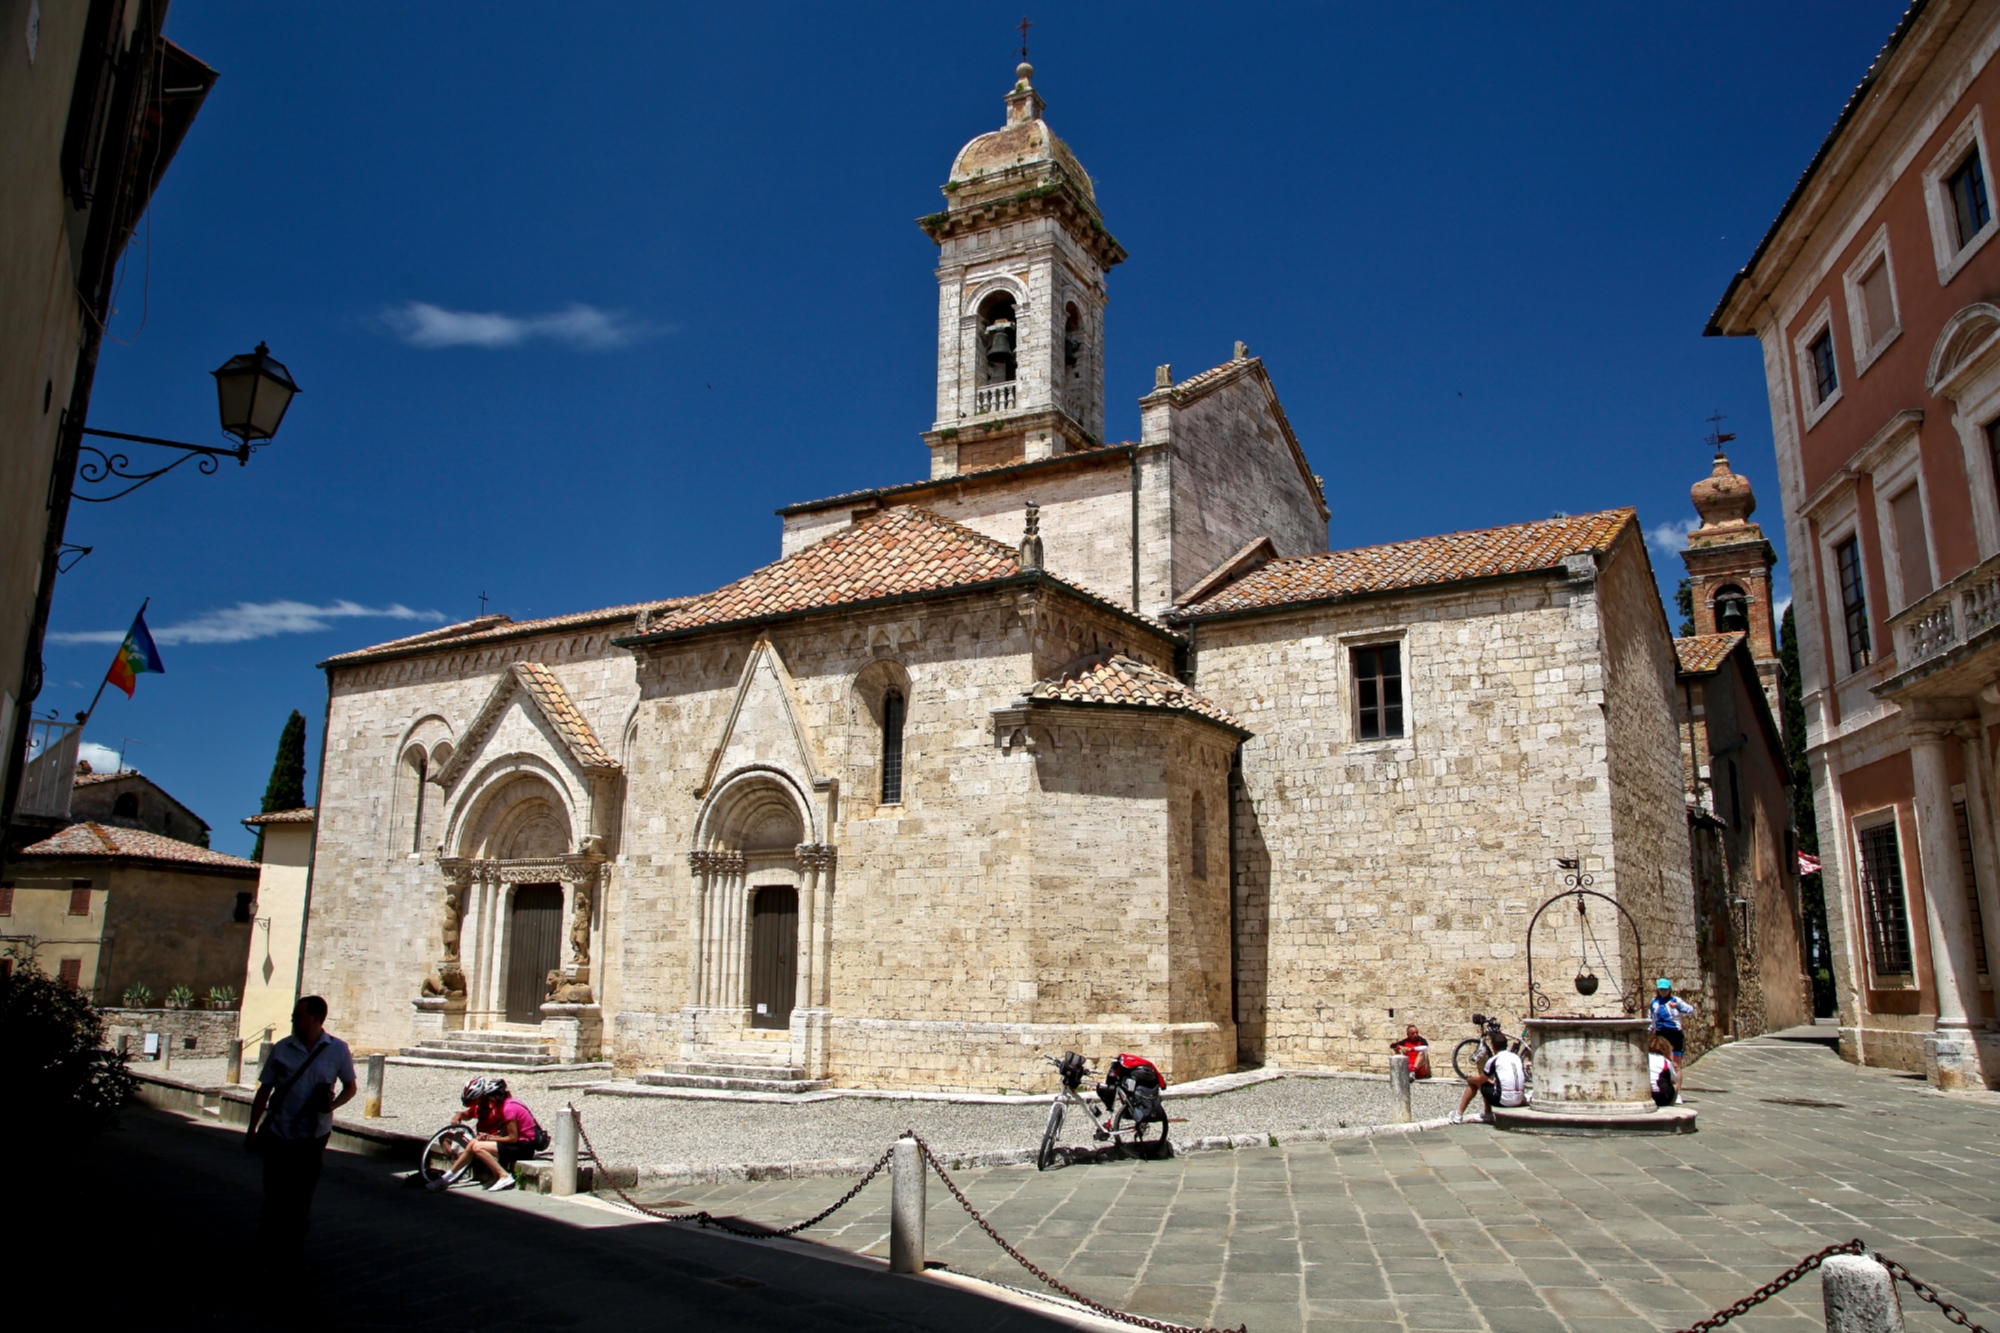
[1173,509,1637,620]
[17,822,257,871]
[323,600,690,667]
[622,506,1172,643]
[1673,632,1747,676]
[1027,655,1248,735]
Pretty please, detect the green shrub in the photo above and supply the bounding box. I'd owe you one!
[206,985,238,1010]
[0,964,135,1134]
[164,985,195,1010]
[121,982,153,1008]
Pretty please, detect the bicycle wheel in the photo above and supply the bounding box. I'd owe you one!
[1037,1099,1065,1171]
[420,1124,476,1185]
[1128,1106,1170,1160]
[1451,1037,1484,1081]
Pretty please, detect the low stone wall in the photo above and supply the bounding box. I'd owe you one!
[102,1007,239,1061]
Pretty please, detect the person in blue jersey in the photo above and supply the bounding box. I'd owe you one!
[1650,979,1695,1085]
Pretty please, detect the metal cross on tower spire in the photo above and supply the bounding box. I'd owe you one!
[1018,15,1032,61]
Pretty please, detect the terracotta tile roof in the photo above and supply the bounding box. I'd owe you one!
[1674,633,1745,676]
[242,807,316,827]
[1027,655,1249,734]
[780,440,1133,516]
[16,822,258,871]
[514,663,616,769]
[1157,356,1260,403]
[323,600,690,667]
[1173,509,1637,619]
[630,506,1173,641]
[75,769,132,787]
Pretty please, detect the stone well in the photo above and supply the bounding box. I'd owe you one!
[1494,1016,1696,1134]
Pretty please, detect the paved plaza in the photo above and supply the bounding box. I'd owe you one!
[631,1037,2000,1333]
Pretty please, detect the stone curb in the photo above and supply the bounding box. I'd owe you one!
[580,1065,1419,1107]
[571,1112,1455,1191]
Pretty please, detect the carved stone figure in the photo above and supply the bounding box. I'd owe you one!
[569,882,593,967]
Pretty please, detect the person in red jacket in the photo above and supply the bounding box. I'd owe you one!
[1390,1025,1433,1079]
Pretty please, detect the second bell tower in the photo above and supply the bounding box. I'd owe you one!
[919,63,1127,478]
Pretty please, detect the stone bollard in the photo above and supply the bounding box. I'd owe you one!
[363,1054,385,1118]
[551,1107,579,1197]
[226,1039,243,1085]
[162,1034,173,1070]
[889,1136,925,1274]
[1823,1255,1904,1333]
[1389,1054,1413,1124]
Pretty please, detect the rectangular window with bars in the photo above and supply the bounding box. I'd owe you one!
[1953,800,1992,977]
[67,883,91,916]
[1856,819,1914,978]
[1835,536,1872,673]
[1352,643,1404,741]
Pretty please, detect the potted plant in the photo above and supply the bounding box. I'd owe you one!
[163,985,195,1011]
[207,985,238,1010]
[122,982,153,1009]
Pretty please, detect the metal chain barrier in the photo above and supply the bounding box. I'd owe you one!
[1672,1240,1866,1333]
[905,1129,1247,1333]
[567,1103,895,1239]
[1672,1238,1993,1333]
[1875,1253,1992,1333]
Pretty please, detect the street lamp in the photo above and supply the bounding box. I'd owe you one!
[75,341,303,503]
[211,341,300,446]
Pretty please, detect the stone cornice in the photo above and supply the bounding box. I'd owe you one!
[919,182,1127,270]
[441,854,604,884]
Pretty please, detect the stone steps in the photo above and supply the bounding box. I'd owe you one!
[399,1033,562,1068]
[636,1070,831,1094]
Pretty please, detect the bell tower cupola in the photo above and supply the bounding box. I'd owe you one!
[1681,449,1785,726]
[919,63,1127,478]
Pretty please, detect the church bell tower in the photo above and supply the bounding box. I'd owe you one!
[919,63,1127,478]
[1682,450,1784,729]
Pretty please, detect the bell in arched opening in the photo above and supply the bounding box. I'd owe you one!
[980,294,1018,385]
[1714,585,1749,634]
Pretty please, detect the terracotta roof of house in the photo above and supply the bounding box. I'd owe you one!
[1673,633,1746,676]
[322,600,690,667]
[74,769,129,787]
[67,768,211,832]
[779,439,1133,516]
[1027,655,1248,734]
[242,807,315,827]
[1173,509,1637,620]
[16,822,257,871]
[624,505,1171,642]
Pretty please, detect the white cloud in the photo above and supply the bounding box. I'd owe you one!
[50,599,445,647]
[76,742,125,773]
[1647,519,1700,559]
[380,300,653,350]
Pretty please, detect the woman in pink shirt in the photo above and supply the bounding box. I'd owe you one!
[430,1077,544,1192]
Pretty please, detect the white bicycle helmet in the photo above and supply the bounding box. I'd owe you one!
[461,1076,506,1105]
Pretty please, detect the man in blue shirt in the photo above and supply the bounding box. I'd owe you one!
[245,996,357,1256]
[1650,978,1695,1081]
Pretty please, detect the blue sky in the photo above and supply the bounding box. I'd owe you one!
[48,3,1905,855]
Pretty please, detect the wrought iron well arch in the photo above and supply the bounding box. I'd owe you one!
[1525,865,1647,1017]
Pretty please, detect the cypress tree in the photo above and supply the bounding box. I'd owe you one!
[1781,606,1835,1014]
[252,710,308,862]
[1673,579,1696,637]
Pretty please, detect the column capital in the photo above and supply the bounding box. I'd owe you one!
[796,843,838,871]
[688,849,745,873]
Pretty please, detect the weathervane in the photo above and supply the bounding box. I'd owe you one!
[1703,410,1736,456]
[1018,15,1032,61]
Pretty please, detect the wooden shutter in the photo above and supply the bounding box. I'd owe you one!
[58,958,83,988]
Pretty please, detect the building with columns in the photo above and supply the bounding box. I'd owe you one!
[299,63,1738,1090]
[1710,0,2000,1088]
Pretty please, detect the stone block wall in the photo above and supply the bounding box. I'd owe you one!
[102,1007,239,1060]
[1191,566,1664,1070]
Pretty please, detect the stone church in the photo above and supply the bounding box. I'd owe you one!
[306,65,1728,1089]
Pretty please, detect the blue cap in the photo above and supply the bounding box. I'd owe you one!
[1656,978,1673,989]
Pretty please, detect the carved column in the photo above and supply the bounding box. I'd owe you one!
[1909,720,1993,1089]
[793,843,837,1078]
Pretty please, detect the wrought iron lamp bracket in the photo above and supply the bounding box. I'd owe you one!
[73,425,254,504]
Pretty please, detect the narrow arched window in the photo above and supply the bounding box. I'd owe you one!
[1191,791,1209,881]
[403,745,429,853]
[979,294,1017,386]
[1064,303,1082,373]
[880,689,906,804]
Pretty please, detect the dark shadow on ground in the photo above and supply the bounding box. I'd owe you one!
[18,1106,1074,1331]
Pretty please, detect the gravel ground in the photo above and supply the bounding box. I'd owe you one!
[142,1057,1462,1169]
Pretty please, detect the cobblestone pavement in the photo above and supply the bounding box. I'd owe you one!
[628,1038,2000,1333]
[23,1103,1080,1330]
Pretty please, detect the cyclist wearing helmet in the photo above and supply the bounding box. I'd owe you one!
[428,1077,544,1192]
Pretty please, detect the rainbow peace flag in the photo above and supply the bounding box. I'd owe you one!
[104,607,165,698]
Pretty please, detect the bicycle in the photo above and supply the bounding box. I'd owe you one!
[1035,1052,1170,1170]
[1450,1013,1535,1082]
[418,1122,478,1187]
